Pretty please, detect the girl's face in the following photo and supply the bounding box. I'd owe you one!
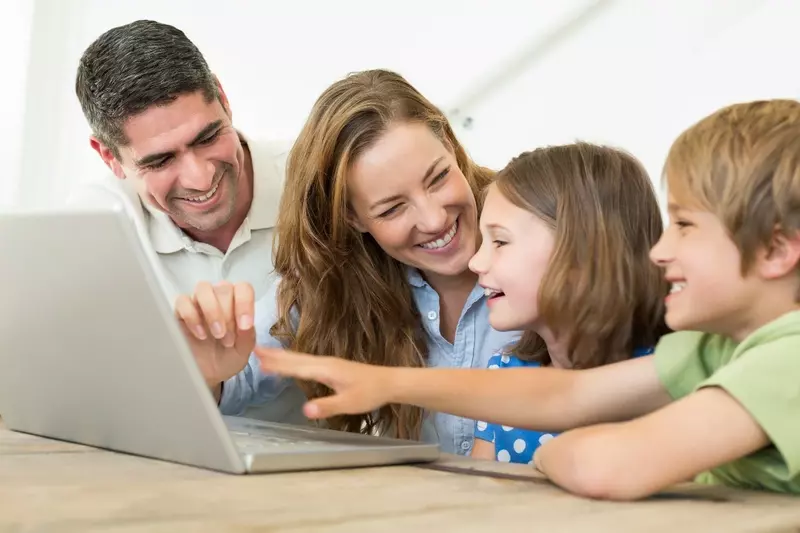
[347,122,478,280]
[469,184,555,331]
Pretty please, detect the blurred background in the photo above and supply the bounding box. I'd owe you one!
[2,0,798,210]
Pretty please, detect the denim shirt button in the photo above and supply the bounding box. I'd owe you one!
[461,440,471,451]
[427,311,437,320]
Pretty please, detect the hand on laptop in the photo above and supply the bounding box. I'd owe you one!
[175,281,256,394]
[255,347,393,419]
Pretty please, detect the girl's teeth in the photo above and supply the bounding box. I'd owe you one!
[420,220,458,250]
[670,283,685,294]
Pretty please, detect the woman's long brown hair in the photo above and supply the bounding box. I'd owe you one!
[270,69,493,439]
[496,143,669,368]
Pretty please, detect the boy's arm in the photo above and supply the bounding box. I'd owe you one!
[256,349,672,432]
[533,387,769,500]
[390,355,671,431]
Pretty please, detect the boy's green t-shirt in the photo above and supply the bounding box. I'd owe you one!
[654,310,800,494]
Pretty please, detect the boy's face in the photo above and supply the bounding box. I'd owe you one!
[650,194,800,341]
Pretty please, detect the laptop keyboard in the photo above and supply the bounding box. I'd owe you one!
[230,430,338,452]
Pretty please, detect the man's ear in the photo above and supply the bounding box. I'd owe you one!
[213,74,232,119]
[759,227,800,280]
[90,137,126,180]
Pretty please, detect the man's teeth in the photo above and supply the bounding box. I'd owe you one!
[670,283,685,294]
[184,182,219,203]
[420,220,458,250]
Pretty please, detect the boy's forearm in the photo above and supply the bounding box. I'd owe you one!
[534,425,653,501]
[390,367,581,431]
[388,358,669,432]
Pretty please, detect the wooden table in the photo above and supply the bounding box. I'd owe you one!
[1,421,798,532]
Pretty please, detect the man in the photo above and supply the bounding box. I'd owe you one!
[70,19,305,423]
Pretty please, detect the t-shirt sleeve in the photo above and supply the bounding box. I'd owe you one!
[654,330,732,400]
[474,419,495,443]
[698,336,800,478]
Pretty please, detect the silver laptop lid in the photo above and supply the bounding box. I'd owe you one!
[0,207,245,473]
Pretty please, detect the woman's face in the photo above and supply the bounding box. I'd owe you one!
[347,122,478,279]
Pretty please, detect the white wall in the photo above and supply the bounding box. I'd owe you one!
[0,0,34,208]
[8,0,800,208]
[457,0,800,203]
[13,0,591,207]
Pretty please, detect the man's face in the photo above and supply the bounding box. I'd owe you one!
[92,89,245,233]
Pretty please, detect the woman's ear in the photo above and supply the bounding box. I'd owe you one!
[346,208,367,233]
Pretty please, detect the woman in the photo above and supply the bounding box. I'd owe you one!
[176,69,518,454]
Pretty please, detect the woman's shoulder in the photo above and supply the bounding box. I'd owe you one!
[253,275,299,347]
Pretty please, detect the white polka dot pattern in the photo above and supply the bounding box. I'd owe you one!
[538,434,554,445]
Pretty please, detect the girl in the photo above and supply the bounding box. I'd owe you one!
[468,143,667,464]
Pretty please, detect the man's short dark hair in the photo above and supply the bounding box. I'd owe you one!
[75,20,219,157]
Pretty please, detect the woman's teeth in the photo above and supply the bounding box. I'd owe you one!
[420,220,458,250]
[670,283,685,294]
[483,288,503,298]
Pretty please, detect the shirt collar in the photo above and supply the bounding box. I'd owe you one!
[406,267,427,288]
[136,130,285,254]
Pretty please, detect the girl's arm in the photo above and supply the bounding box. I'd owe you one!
[470,437,496,461]
[255,348,672,432]
[533,387,769,500]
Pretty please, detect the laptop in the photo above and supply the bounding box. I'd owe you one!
[0,205,439,474]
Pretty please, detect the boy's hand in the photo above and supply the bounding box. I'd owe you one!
[255,347,394,419]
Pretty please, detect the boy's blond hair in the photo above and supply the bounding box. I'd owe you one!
[665,99,800,273]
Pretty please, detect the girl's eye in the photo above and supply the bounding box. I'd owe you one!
[493,240,507,247]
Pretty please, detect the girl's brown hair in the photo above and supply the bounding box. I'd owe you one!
[496,142,669,368]
[270,69,493,439]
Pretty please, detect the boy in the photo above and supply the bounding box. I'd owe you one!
[254,99,800,500]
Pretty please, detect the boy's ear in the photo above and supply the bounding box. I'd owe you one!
[760,228,800,279]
